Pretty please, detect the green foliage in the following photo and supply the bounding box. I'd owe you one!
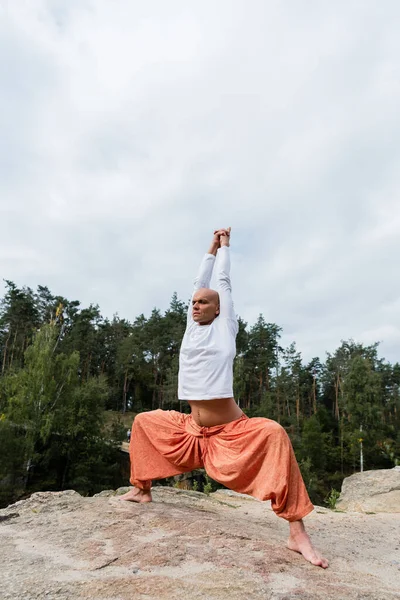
[300,415,327,472]
[242,316,281,411]
[379,440,400,466]
[1,284,399,508]
[203,474,213,496]
[0,419,27,506]
[109,415,129,444]
[0,322,122,506]
[299,457,319,501]
[325,488,341,510]
[0,281,40,372]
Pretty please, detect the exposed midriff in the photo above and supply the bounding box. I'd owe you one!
[188,397,243,427]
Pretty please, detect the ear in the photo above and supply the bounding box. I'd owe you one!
[215,304,220,316]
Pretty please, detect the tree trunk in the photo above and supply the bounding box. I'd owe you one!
[122,370,128,414]
[286,391,291,418]
[9,328,18,369]
[276,383,281,423]
[334,373,340,420]
[86,352,92,381]
[340,414,344,475]
[61,456,70,489]
[313,376,317,414]
[2,330,11,374]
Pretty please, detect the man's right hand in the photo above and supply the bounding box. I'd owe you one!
[208,228,231,255]
[214,227,231,248]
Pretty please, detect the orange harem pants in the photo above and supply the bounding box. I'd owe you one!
[128,409,313,522]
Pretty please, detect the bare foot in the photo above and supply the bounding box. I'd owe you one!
[118,487,152,503]
[287,520,329,568]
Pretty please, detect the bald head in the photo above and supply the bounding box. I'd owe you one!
[192,288,220,325]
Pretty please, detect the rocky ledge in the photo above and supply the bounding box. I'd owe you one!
[336,466,400,513]
[1,486,399,600]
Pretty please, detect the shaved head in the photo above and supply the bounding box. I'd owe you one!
[194,288,219,304]
[192,288,220,325]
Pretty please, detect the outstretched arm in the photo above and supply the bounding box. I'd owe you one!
[187,231,222,323]
[193,229,232,289]
[214,228,237,326]
[192,231,220,290]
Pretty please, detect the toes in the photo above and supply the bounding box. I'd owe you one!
[311,557,329,569]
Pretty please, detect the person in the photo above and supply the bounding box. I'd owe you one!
[120,228,328,568]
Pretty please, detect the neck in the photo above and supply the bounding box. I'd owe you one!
[198,319,214,326]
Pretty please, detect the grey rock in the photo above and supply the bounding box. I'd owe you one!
[0,487,399,599]
[337,467,400,513]
[0,512,19,522]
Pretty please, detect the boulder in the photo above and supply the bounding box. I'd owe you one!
[336,466,400,512]
[1,486,400,599]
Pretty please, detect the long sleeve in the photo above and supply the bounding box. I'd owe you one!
[187,253,215,322]
[193,253,215,290]
[179,247,237,400]
[214,246,237,326]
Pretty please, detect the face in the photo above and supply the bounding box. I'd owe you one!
[192,288,220,325]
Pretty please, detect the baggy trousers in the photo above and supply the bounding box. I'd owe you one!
[128,409,314,522]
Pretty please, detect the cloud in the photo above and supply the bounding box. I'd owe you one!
[1,0,400,363]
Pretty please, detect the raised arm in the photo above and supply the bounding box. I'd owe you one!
[192,233,220,290]
[192,253,215,292]
[187,233,220,322]
[214,228,237,327]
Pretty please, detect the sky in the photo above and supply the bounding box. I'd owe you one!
[1,0,400,363]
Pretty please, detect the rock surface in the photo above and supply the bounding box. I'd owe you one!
[336,466,400,513]
[0,486,399,600]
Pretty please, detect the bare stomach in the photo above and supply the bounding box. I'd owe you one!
[187,397,244,427]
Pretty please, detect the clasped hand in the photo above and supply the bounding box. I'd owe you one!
[213,227,231,248]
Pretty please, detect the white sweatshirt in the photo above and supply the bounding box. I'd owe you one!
[178,246,238,400]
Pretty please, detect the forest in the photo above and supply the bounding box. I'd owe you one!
[1,280,399,509]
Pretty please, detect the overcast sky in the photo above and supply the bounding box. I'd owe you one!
[1,0,400,363]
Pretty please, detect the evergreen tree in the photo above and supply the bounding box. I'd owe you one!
[1,280,399,508]
[0,281,40,373]
[0,322,122,505]
[244,316,281,411]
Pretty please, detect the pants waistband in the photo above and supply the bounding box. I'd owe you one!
[185,412,248,437]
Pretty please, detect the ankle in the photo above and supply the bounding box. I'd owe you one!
[135,487,151,495]
[289,519,306,538]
